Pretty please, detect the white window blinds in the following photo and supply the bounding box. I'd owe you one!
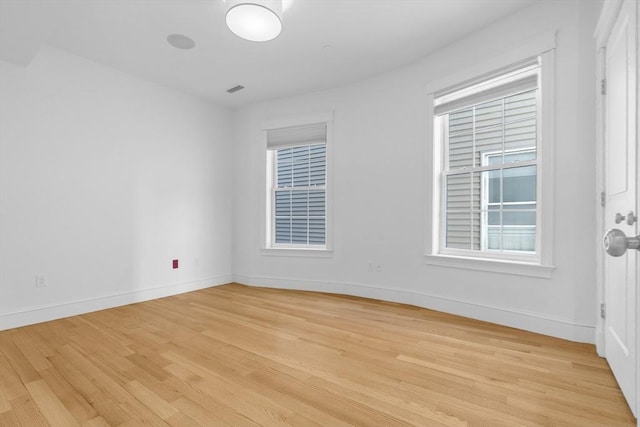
[434,57,540,116]
[434,74,538,116]
[266,123,327,149]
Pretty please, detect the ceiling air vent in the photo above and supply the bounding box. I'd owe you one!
[227,85,245,94]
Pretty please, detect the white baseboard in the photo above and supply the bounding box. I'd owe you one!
[0,274,232,331]
[233,274,595,344]
[595,326,606,357]
[4,273,595,344]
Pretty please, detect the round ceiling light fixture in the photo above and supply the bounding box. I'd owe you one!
[226,0,282,42]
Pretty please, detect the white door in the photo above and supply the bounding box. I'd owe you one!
[602,0,638,417]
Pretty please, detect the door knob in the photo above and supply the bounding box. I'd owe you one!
[603,228,640,257]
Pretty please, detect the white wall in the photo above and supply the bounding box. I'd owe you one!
[0,46,233,329]
[0,0,603,343]
[232,0,602,343]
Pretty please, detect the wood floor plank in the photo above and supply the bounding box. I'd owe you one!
[24,380,79,426]
[165,410,203,427]
[0,335,42,385]
[161,351,296,426]
[88,399,129,426]
[123,380,178,421]
[0,283,635,425]
[170,395,258,427]
[0,394,9,415]
[38,367,98,423]
[0,410,20,427]
[11,330,53,373]
[80,415,110,427]
[4,395,48,427]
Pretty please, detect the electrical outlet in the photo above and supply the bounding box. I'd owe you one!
[375,263,382,273]
[172,259,179,269]
[35,275,47,288]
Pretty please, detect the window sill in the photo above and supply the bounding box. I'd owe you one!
[424,254,555,279]
[261,247,333,258]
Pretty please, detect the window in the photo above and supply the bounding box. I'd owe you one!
[432,57,547,264]
[266,123,328,249]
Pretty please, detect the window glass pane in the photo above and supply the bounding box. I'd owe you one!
[481,161,536,253]
[275,218,291,244]
[446,172,481,211]
[291,218,308,244]
[505,90,537,121]
[277,148,293,187]
[309,145,326,186]
[291,190,308,216]
[503,210,536,226]
[446,173,471,211]
[475,98,503,132]
[275,190,291,216]
[503,165,536,203]
[487,211,500,225]
[503,151,535,163]
[448,108,473,169]
[292,146,310,187]
[475,128,503,166]
[504,89,537,154]
[446,170,481,251]
[272,141,326,247]
[503,227,535,252]
[446,211,471,250]
[309,218,326,244]
[445,211,481,250]
[474,99,503,167]
[487,169,501,204]
[308,190,325,217]
[487,227,501,250]
[446,161,537,253]
[487,150,535,165]
[448,133,474,169]
[449,108,473,135]
[277,144,326,189]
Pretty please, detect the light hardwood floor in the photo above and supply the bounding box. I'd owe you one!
[0,283,635,426]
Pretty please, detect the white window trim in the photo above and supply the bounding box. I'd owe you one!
[262,112,334,257]
[424,253,555,279]
[259,247,334,258]
[437,69,541,263]
[425,40,555,278]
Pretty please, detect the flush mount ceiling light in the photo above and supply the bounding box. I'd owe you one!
[226,0,283,42]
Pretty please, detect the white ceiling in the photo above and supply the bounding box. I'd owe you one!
[0,0,538,108]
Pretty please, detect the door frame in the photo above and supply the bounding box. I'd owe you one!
[594,0,639,418]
